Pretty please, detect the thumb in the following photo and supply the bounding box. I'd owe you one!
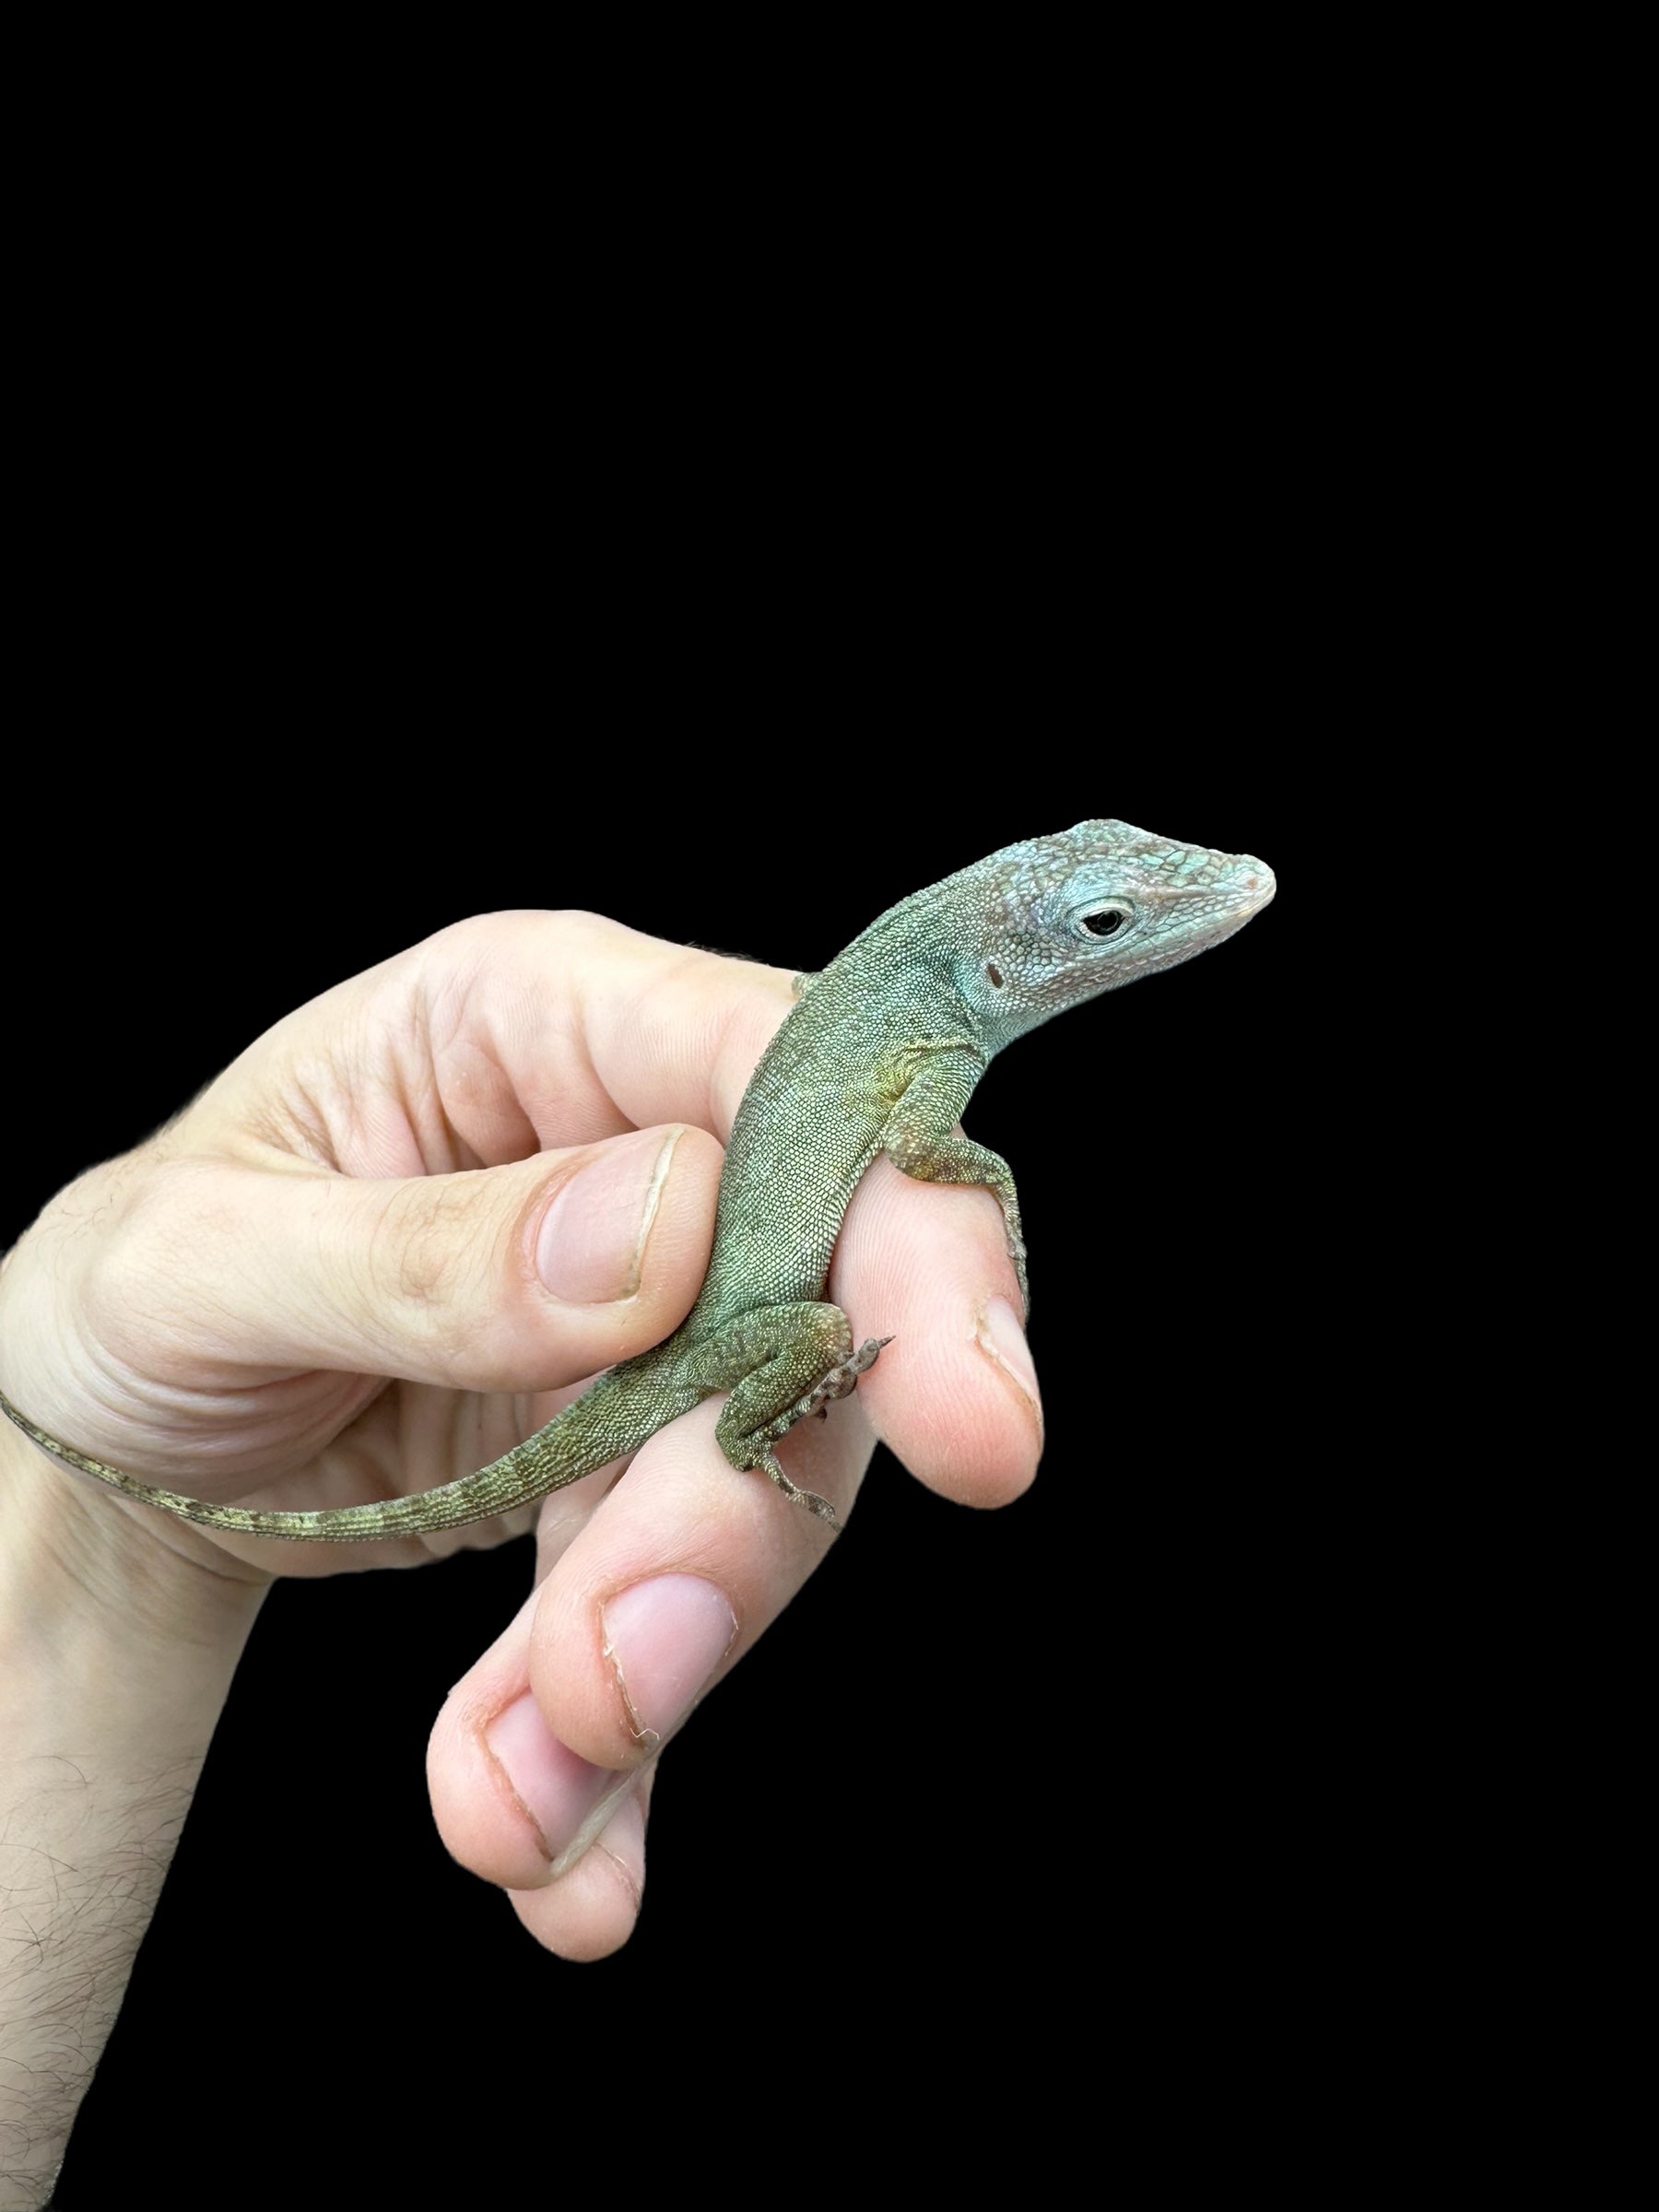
[28,1124,724,1408]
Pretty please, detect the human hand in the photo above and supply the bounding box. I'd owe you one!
[0,909,1041,1961]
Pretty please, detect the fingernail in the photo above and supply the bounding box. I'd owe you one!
[485,1692,617,1863]
[600,1575,737,1751]
[482,1576,737,1880]
[535,1126,682,1304]
[976,1294,1042,1428]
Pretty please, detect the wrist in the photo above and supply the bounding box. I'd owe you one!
[0,1417,266,1741]
[1,1415,267,2206]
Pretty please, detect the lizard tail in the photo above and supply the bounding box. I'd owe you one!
[0,1359,700,1543]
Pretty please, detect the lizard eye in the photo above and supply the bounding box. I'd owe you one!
[1074,900,1135,941]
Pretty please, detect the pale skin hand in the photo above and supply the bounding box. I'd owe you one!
[0,911,1041,2190]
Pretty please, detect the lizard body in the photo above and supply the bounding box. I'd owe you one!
[0,820,1274,1538]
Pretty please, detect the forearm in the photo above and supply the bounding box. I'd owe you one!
[0,1428,265,2209]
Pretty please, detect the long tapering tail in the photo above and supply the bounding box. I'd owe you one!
[0,1355,698,1541]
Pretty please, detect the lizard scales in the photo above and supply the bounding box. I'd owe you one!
[0,819,1275,1538]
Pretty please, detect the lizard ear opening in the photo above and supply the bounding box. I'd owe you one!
[985,961,1005,989]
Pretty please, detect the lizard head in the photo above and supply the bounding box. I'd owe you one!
[956,818,1276,1042]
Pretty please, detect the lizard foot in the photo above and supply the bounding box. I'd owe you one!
[787,1334,892,1422]
[755,1451,842,1533]
[746,1336,893,1531]
[998,1228,1029,1312]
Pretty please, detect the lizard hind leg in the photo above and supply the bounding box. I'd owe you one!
[679,1303,890,1534]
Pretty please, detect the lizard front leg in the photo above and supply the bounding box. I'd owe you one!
[880,1046,1029,1308]
[679,1303,889,1531]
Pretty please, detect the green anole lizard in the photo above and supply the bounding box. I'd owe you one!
[0,819,1274,1537]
